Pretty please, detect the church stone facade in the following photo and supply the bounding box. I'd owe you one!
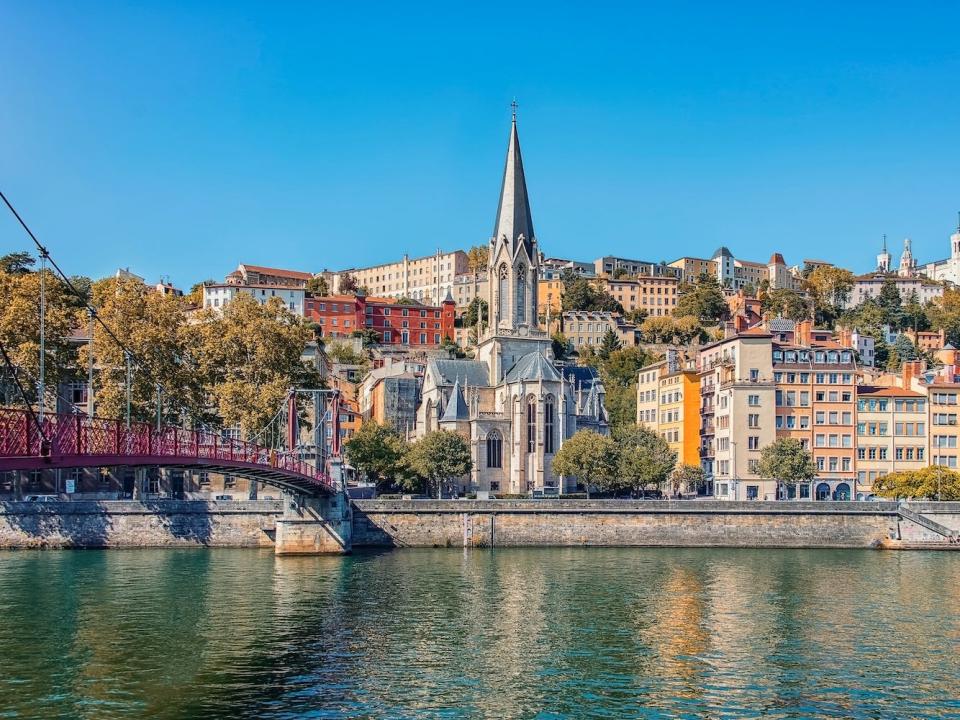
[416,113,608,494]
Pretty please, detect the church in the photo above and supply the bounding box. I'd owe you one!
[876,215,960,284]
[416,112,609,494]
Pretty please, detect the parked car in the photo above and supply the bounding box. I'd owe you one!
[24,495,57,503]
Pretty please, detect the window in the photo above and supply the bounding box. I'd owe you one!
[749,394,760,407]
[526,398,536,453]
[748,414,760,428]
[543,395,557,454]
[748,436,760,450]
[486,431,503,468]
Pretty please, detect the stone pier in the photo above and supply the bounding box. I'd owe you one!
[274,492,352,555]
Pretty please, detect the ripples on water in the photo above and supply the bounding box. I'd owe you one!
[0,547,958,719]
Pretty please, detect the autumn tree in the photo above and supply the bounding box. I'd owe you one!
[671,464,707,496]
[873,466,960,501]
[466,245,490,273]
[85,277,206,424]
[674,273,727,322]
[762,288,810,321]
[404,430,472,498]
[552,430,618,498]
[805,266,854,326]
[186,279,216,307]
[0,267,81,406]
[190,293,322,436]
[305,276,330,296]
[926,288,960,345]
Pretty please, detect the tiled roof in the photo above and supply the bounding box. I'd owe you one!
[857,385,923,397]
[240,264,312,280]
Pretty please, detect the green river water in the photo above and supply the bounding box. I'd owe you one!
[0,547,958,719]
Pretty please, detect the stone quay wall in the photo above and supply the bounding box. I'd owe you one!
[352,499,916,549]
[0,500,282,549]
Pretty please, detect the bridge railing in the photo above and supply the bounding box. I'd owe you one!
[0,408,335,492]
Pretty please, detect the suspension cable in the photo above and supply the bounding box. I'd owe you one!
[0,340,48,444]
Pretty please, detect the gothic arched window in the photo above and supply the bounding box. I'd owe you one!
[516,265,526,324]
[486,430,502,469]
[544,394,555,454]
[497,264,509,323]
[526,396,537,453]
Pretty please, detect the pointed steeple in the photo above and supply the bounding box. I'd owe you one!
[492,107,535,258]
[440,378,469,422]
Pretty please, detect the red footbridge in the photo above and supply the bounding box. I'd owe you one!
[0,408,337,496]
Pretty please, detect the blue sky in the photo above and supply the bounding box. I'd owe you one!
[2,2,960,288]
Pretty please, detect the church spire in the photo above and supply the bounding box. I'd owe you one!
[492,103,535,258]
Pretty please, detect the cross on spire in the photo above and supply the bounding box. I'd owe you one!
[511,98,519,122]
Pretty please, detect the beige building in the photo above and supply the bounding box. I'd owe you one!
[699,329,778,500]
[670,249,802,291]
[451,272,489,309]
[855,385,927,497]
[562,310,637,349]
[601,276,679,317]
[337,249,469,303]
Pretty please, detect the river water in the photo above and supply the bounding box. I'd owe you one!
[0,547,958,719]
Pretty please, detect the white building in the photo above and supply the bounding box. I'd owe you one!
[202,283,305,315]
[844,272,943,309]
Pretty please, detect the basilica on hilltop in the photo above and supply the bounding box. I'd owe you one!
[416,111,609,494]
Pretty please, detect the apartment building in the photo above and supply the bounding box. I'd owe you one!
[636,354,701,472]
[304,293,456,347]
[451,272,489,308]
[601,276,679,317]
[855,385,927,498]
[562,310,638,349]
[594,256,680,278]
[670,248,802,291]
[843,272,943,309]
[337,250,468,303]
[538,278,565,316]
[699,330,777,500]
[926,383,960,469]
[769,319,858,499]
[226,263,312,288]
[203,283,305,315]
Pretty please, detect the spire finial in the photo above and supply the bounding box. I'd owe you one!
[511,98,518,122]
[882,233,887,252]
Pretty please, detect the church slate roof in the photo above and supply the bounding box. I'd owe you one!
[504,352,561,383]
[440,379,470,422]
[430,359,490,387]
[561,365,603,392]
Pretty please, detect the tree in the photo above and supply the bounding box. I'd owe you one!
[463,297,488,332]
[671,464,706,496]
[927,288,960,345]
[305,276,329,296]
[674,273,727,322]
[561,275,623,313]
[190,293,322,435]
[597,328,622,360]
[344,422,408,491]
[187,279,215,306]
[0,267,81,406]
[404,430,472,498]
[762,288,810,321]
[339,272,359,295]
[624,308,649,325]
[615,425,676,496]
[325,340,367,365]
[757,438,818,499]
[86,277,207,424]
[640,316,676,343]
[0,251,35,275]
[878,277,903,328]
[350,328,380,348]
[886,334,918,371]
[901,292,929,332]
[672,315,704,344]
[805,266,854,326]
[466,245,490,273]
[873,466,960,501]
[551,332,570,361]
[551,430,618,498]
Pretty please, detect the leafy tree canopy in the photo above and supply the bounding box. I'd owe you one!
[404,430,472,497]
[551,430,618,497]
[344,422,408,491]
[873,466,960,500]
[757,438,818,492]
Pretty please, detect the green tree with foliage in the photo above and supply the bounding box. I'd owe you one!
[552,429,618,498]
[305,276,329,296]
[615,425,677,496]
[551,332,570,361]
[404,430,472,498]
[762,288,810,321]
[350,328,381,348]
[757,438,818,500]
[900,291,929,332]
[873,466,960,500]
[674,273,727,322]
[0,251,35,275]
[597,328,622,360]
[886,333,918,371]
[187,279,216,306]
[671,464,707,496]
[560,272,623,313]
[878,277,903,327]
[804,266,854,327]
[344,422,408,491]
[463,297,488,332]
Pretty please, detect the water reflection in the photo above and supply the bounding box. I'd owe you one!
[0,548,958,719]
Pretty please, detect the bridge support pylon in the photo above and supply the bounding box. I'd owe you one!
[275,461,352,555]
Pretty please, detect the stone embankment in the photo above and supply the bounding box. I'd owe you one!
[2,498,959,551]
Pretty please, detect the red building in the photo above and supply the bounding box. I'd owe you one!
[305,293,456,347]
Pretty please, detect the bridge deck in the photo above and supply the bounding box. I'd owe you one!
[0,408,335,495]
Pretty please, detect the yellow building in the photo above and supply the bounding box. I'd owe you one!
[669,257,716,283]
[636,354,700,469]
[601,276,679,317]
[538,278,564,316]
